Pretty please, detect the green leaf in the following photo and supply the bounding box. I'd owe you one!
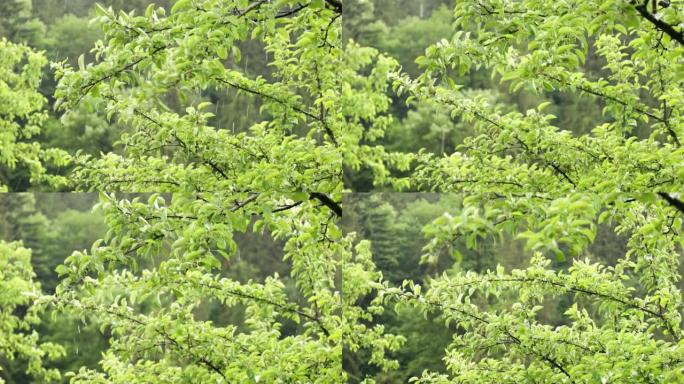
[171,0,191,13]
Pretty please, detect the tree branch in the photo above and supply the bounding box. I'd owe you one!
[632,0,684,46]
[548,162,576,188]
[275,3,309,18]
[215,77,338,145]
[324,0,342,13]
[199,281,330,337]
[309,192,342,217]
[658,192,684,214]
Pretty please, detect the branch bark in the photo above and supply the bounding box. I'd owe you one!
[658,192,684,214]
[632,0,684,46]
[324,0,342,13]
[309,192,342,217]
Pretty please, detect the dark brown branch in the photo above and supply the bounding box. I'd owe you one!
[275,3,309,18]
[215,77,338,145]
[196,356,228,381]
[91,304,228,381]
[199,281,330,337]
[273,200,304,213]
[543,74,680,146]
[320,12,341,48]
[205,159,230,180]
[123,104,239,184]
[450,179,524,188]
[633,0,684,46]
[76,45,167,105]
[504,331,575,382]
[309,192,342,217]
[658,192,684,214]
[392,288,579,380]
[106,179,181,186]
[548,162,576,188]
[544,75,665,123]
[230,193,260,211]
[441,274,680,340]
[77,0,287,106]
[234,0,269,16]
[324,0,342,13]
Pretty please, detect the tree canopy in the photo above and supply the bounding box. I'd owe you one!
[0,0,683,383]
[0,240,63,382]
[0,39,69,191]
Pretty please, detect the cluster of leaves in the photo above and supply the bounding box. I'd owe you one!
[52,0,348,193]
[1,0,684,383]
[45,191,403,382]
[41,0,404,381]
[381,247,684,383]
[0,241,63,382]
[354,0,684,382]
[0,39,69,191]
[385,0,684,194]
